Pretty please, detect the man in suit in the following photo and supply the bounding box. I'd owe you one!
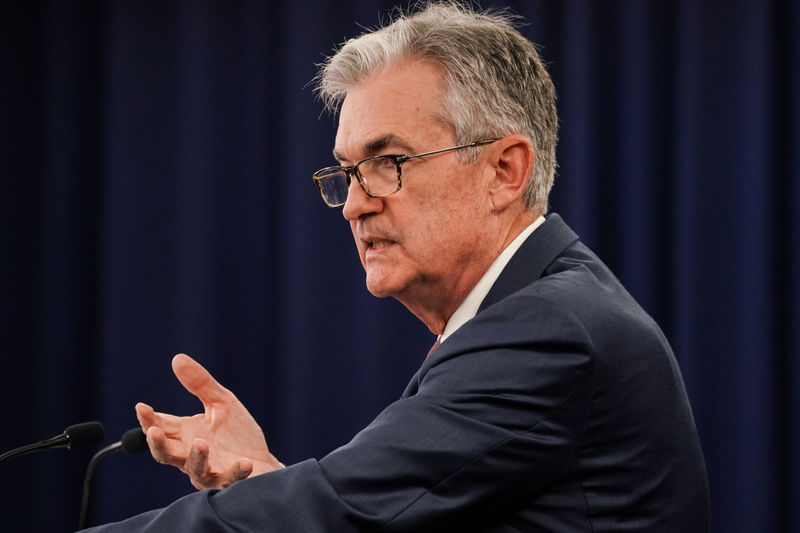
[85,3,709,531]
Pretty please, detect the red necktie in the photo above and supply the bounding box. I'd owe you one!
[427,338,441,358]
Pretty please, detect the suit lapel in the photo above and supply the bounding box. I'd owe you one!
[402,214,579,399]
[478,213,579,312]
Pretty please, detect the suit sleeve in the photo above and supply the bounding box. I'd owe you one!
[83,295,595,532]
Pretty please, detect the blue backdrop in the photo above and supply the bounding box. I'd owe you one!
[1,1,797,532]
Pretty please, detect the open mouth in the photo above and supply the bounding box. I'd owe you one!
[369,239,393,250]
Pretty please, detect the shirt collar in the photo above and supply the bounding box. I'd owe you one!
[439,215,545,343]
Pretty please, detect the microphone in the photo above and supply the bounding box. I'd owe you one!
[0,421,105,463]
[78,427,148,530]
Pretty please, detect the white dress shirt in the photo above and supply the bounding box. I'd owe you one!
[440,216,545,343]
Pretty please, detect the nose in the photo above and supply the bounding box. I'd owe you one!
[342,177,383,221]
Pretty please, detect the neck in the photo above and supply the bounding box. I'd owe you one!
[401,209,539,335]
[399,280,480,335]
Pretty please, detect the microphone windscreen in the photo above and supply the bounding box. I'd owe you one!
[65,422,106,450]
[120,427,148,454]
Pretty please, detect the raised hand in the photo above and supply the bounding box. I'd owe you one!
[135,353,283,490]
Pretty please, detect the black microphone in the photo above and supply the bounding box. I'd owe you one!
[78,427,148,530]
[0,421,105,463]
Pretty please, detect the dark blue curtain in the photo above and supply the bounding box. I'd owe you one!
[1,1,797,532]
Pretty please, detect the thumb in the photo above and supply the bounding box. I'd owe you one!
[172,353,232,405]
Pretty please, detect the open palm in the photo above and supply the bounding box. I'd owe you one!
[136,354,282,489]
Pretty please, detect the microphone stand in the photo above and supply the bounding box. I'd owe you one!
[78,428,147,530]
[78,441,123,530]
[0,434,71,462]
[0,422,105,463]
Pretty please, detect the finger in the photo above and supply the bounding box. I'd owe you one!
[146,426,189,468]
[136,403,183,434]
[186,438,213,489]
[135,402,155,430]
[219,459,254,489]
[172,353,232,406]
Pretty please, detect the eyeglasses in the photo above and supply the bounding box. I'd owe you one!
[312,139,499,207]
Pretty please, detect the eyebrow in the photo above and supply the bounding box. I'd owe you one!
[332,134,415,164]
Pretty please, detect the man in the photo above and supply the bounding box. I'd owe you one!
[86,3,709,531]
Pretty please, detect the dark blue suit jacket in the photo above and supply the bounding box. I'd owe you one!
[85,214,710,532]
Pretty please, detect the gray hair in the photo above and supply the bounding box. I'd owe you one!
[315,2,558,213]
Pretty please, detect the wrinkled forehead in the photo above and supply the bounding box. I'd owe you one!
[333,60,452,162]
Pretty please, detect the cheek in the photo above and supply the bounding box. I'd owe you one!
[423,185,486,230]
[421,200,491,261]
[401,210,461,264]
[393,167,488,262]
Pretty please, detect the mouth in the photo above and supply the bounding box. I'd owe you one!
[369,239,393,250]
[363,238,396,257]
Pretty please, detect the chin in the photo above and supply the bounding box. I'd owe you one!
[365,282,394,299]
[364,271,402,299]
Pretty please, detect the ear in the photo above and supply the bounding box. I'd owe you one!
[484,135,535,212]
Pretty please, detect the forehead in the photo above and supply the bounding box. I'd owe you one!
[334,60,451,161]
